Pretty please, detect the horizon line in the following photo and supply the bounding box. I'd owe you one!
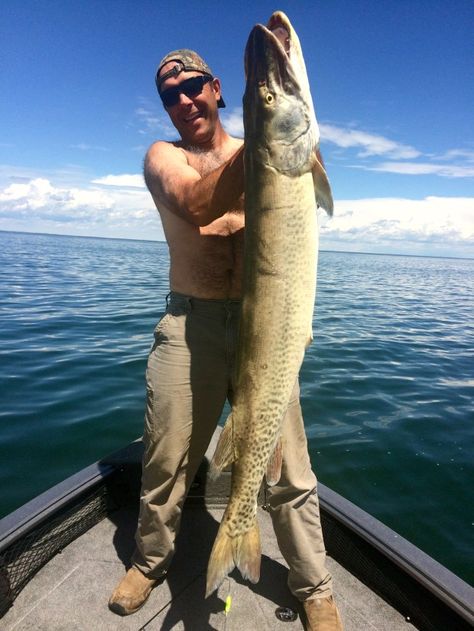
[0,228,472,262]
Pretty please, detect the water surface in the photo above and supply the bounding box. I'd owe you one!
[0,231,472,584]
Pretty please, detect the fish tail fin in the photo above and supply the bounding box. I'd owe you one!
[206,524,236,598]
[265,436,283,486]
[206,520,261,597]
[237,520,261,583]
[209,413,235,480]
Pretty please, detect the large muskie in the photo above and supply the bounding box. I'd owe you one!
[206,11,333,596]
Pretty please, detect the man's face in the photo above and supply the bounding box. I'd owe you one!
[159,62,222,144]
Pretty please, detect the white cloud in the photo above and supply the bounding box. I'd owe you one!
[0,177,164,240]
[0,163,92,189]
[320,197,474,249]
[0,178,113,215]
[70,143,109,152]
[92,174,146,188]
[364,162,474,178]
[320,124,420,159]
[221,107,244,137]
[1,172,472,257]
[320,123,474,180]
[437,149,474,163]
[133,99,176,139]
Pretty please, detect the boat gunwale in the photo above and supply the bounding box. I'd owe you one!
[319,484,473,621]
[0,438,472,628]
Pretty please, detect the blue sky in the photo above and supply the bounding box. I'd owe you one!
[1,0,473,257]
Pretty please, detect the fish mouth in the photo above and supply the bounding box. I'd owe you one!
[267,10,291,32]
[267,11,292,53]
[244,23,298,89]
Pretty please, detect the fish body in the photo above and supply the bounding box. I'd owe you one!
[206,11,333,597]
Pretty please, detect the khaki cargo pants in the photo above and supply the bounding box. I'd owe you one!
[132,292,332,601]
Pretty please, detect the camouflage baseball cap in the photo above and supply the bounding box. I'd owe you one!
[155,49,226,108]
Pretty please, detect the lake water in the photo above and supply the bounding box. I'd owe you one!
[0,230,472,585]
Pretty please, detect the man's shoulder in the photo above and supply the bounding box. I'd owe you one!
[146,139,186,158]
[228,135,244,150]
[144,140,189,173]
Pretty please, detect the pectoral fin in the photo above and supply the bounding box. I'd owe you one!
[312,156,333,216]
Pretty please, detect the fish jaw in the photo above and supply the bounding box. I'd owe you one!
[243,24,315,176]
[267,10,320,149]
[254,11,334,216]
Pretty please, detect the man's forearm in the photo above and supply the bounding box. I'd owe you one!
[186,147,244,226]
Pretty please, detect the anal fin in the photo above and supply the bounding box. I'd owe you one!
[210,413,235,480]
[265,436,283,486]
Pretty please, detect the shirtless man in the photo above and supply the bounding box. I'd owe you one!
[108,50,343,631]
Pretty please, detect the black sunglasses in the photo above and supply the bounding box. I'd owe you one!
[159,75,213,108]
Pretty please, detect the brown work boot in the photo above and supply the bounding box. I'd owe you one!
[303,596,343,630]
[108,567,157,616]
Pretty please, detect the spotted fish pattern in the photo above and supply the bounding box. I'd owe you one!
[206,11,333,597]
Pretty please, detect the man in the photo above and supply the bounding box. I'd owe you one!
[108,49,343,631]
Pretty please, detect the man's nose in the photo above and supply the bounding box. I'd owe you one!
[177,92,193,106]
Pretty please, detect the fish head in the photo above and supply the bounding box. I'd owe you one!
[267,11,320,149]
[243,19,317,175]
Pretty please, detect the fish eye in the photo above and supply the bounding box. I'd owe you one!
[265,93,274,104]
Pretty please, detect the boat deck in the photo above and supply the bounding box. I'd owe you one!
[2,502,415,631]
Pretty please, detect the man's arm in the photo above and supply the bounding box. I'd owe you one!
[144,141,244,227]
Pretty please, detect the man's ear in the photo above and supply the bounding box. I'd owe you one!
[212,77,222,103]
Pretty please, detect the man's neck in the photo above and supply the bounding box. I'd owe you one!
[180,120,231,154]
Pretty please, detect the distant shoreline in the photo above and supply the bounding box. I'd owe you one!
[1,228,472,262]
